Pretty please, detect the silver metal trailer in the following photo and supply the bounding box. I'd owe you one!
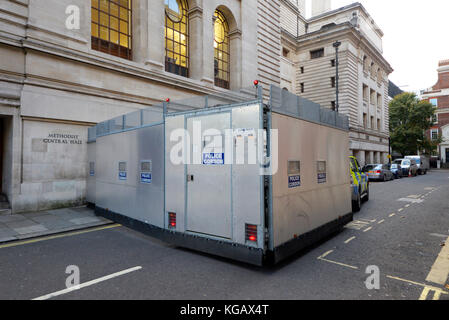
[89,86,352,266]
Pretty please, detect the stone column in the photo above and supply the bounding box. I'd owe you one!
[376,152,381,164]
[382,153,388,164]
[240,0,258,88]
[356,150,365,167]
[200,11,215,86]
[188,6,204,81]
[132,0,148,64]
[146,0,165,70]
[369,151,374,164]
[229,29,242,91]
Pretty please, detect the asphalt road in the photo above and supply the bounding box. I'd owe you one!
[1,170,448,300]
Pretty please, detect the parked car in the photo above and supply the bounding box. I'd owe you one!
[393,159,418,177]
[390,163,403,179]
[363,164,394,181]
[349,156,369,212]
[405,155,430,175]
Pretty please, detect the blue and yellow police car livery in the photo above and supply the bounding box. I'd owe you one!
[349,156,369,212]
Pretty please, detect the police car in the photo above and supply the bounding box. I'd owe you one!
[349,156,369,212]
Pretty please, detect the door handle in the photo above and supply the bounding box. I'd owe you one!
[187,174,194,182]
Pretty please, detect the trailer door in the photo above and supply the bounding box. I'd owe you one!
[186,113,232,239]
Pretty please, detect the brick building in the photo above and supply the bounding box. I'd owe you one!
[422,60,449,166]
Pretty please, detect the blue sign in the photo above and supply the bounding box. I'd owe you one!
[203,153,225,165]
[90,170,95,176]
[141,172,152,184]
[119,171,127,180]
[318,173,327,184]
[288,175,301,188]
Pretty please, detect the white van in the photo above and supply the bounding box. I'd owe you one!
[405,156,430,175]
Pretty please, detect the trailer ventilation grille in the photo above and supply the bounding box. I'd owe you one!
[168,212,176,229]
[245,224,258,242]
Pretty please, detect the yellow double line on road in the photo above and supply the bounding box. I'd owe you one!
[419,286,446,301]
[0,224,122,249]
[387,275,448,300]
[418,236,449,300]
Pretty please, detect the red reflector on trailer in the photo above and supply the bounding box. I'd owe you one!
[168,212,176,229]
[245,224,258,242]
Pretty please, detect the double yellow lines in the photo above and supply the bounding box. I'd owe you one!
[419,286,447,301]
[419,236,449,300]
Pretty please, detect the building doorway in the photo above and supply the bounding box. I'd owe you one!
[446,148,449,164]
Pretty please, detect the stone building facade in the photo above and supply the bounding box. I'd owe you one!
[422,60,449,166]
[0,0,283,213]
[279,1,393,167]
[0,0,392,214]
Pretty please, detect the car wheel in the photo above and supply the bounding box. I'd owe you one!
[352,192,361,213]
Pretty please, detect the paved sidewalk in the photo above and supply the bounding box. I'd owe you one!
[0,206,112,243]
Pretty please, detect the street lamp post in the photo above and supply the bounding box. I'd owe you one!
[333,41,341,113]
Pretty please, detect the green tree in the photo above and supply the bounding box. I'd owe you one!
[389,92,441,157]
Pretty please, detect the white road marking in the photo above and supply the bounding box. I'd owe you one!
[360,219,377,223]
[363,227,373,233]
[318,250,333,259]
[405,204,411,208]
[389,213,396,218]
[317,250,359,270]
[425,236,449,285]
[429,233,449,239]
[33,266,142,300]
[398,198,423,204]
[345,220,371,230]
[398,208,404,212]
[344,236,356,244]
[378,220,385,224]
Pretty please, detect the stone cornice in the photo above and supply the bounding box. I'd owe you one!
[279,0,307,21]
[349,126,390,140]
[281,29,298,48]
[13,37,247,103]
[188,6,203,18]
[21,116,96,127]
[229,29,242,39]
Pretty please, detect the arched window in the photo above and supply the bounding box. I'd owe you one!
[214,10,230,89]
[165,0,189,77]
[91,0,132,60]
